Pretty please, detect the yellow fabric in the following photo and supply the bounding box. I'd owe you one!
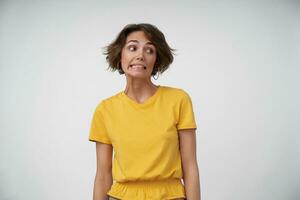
[89,85,197,200]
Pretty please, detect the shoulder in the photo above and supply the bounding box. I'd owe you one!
[94,91,123,112]
[161,85,192,99]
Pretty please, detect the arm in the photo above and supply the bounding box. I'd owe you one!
[179,129,201,200]
[93,142,113,200]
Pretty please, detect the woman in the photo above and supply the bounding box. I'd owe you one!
[89,23,201,200]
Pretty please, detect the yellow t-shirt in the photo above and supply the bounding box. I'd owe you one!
[89,85,197,200]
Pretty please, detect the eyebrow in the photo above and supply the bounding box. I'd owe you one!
[126,40,154,45]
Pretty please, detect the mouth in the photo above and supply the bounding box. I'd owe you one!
[129,64,147,70]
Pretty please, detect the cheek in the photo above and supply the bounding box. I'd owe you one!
[120,52,128,66]
[149,55,157,66]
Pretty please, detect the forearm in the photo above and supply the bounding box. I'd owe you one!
[93,172,113,200]
[183,163,201,200]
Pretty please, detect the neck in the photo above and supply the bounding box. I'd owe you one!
[123,76,159,102]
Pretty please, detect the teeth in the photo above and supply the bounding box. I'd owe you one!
[130,65,146,70]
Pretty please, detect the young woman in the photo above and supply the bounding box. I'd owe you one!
[89,23,201,200]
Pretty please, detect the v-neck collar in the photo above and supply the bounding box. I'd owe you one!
[120,85,162,108]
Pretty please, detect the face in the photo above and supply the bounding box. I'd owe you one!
[120,31,157,79]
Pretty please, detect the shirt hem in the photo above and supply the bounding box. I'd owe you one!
[89,137,112,144]
[177,126,197,130]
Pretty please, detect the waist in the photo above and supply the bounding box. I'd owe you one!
[115,178,183,188]
[107,178,186,199]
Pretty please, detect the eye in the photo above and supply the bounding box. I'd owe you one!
[127,45,136,52]
[145,47,155,54]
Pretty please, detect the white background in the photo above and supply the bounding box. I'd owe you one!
[0,0,299,200]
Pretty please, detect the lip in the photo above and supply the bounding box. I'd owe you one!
[129,63,146,68]
[129,63,147,70]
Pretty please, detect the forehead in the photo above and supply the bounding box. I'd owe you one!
[125,31,153,45]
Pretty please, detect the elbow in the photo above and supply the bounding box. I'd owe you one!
[96,169,112,180]
[182,160,199,177]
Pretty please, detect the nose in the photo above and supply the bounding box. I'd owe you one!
[136,48,144,60]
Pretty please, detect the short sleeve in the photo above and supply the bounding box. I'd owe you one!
[88,102,112,144]
[176,91,197,130]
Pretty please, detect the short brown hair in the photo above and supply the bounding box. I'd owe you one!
[103,23,175,76]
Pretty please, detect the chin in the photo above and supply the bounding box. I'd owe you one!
[127,73,150,79]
